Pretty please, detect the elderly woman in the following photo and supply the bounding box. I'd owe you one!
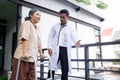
[11,9,44,80]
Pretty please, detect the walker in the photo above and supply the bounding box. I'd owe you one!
[16,56,52,80]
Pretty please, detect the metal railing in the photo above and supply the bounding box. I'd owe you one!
[39,41,120,80]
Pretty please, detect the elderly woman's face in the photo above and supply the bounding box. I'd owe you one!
[30,11,41,23]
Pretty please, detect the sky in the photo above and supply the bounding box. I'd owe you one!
[89,0,120,29]
[101,0,120,29]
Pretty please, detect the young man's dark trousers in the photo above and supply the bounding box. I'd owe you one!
[48,46,68,80]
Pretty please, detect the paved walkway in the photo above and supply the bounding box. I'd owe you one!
[42,72,120,80]
[37,69,120,80]
[90,72,120,80]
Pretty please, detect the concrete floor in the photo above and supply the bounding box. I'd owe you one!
[90,72,120,80]
[42,72,120,80]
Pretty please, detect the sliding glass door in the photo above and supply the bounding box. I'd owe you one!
[0,25,5,70]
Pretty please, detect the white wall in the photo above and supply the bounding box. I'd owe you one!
[4,16,16,70]
[24,0,101,27]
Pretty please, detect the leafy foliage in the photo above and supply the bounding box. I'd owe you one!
[0,76,7,80]
[96,0,108,9]
[75,0,91,5]
[75,0,108,9]
[113,62,120,65]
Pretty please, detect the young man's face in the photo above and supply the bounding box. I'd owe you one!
[60,13,68,25]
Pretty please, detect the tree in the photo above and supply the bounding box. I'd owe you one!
[75,0,108,9]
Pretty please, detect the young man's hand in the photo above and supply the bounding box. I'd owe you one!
[76,40,81,47]
[48,48,52,56]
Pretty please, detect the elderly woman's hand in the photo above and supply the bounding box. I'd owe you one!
[40,53,45,59]
[22,52,28,59]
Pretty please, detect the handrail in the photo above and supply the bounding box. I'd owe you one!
[40,41,120,80]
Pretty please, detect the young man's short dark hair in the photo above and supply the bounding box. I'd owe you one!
[59,9,69,16]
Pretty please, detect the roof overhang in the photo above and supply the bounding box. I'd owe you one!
[67,0,104,22]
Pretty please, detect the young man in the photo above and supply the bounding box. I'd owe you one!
[47,9,81,80]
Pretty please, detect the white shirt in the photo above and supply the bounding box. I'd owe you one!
[59,26,67,47]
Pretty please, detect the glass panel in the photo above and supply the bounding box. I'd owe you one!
[77,23,96,44]
[0,49,3,68]
[0,26,5,33]
[0,34,4,45]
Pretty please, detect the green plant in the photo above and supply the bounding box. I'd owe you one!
[8,55,13,67]
[76,0,91,5]
[96,0,108,9]
[75,0,108,9]
[0,75,7,80]
[8,59,13,68]
[113,62,120,65]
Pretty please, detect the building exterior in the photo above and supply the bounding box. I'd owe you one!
[101,28,120,68]
[0,0,105,78]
